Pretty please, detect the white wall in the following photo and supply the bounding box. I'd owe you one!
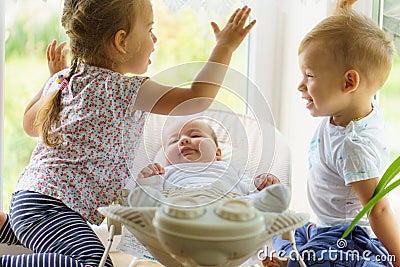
[249,0,329,215]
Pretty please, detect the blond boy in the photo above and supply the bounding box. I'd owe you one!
[265,2,400,267]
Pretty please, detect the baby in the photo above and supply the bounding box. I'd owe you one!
[134,117,290,213]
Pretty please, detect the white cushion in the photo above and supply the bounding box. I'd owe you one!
[124,109,291,189]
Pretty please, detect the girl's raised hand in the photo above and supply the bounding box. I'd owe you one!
[210,6,256,53]
[47,39,69,76]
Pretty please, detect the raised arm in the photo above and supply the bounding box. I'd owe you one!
[135,6,256,115]
[351,178,400,267]
[23,40,68,137]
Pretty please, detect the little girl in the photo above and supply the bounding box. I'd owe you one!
[0,0,255,266]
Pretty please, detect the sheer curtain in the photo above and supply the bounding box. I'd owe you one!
[160,0,400,54]
[160,0,325,16]
[384,0,400,54]
[160,0,249,15]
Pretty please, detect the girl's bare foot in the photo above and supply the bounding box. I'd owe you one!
[262,255,289,267]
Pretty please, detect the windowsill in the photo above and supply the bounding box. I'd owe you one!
[0,244,33,254]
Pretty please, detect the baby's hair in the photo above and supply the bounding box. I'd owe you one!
[35,0,149,146]
[299,8,394,90]
[187,118,219,147]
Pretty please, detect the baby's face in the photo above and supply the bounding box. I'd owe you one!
[163,120,221,165]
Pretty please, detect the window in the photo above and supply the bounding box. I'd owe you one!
[146,0,250,114]
[375,0,400,208]
[1,0,249,211]
[378,0,400,160]
[0,0,4,211]
[1,0,65,211]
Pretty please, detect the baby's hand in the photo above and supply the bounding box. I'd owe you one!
[211,6,256,53]
[47,39,68,76]
[254,173,280,191]
[138,163,165,178]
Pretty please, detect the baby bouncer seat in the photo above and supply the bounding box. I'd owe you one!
[99,109,309,267]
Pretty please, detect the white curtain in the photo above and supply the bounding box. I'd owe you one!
[159,0,325,16]
[160,0,249,16]
[384,0,400,55]
[160,0,399,55]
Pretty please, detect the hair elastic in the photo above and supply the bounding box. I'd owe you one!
[56,74,69,92]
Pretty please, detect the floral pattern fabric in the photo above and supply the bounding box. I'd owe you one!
[16,64,147,225]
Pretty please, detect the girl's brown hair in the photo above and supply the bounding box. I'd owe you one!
[35,0,147,146]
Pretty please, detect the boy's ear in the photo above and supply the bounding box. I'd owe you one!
[114,29,128,54]
[215,147,222,161]
[343,69,360,93]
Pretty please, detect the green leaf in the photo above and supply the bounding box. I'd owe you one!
[367,156,400,216]
[373,156,400,196]
[342,178,400,239]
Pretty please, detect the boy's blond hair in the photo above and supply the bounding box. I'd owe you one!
[299,8,394,91]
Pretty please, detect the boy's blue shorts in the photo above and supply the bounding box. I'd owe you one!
[272,222,392,267]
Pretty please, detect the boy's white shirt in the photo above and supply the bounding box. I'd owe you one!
[137,161,258,194]
[307,103,389,235]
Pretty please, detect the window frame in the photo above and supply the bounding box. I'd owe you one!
[1,0,5,210]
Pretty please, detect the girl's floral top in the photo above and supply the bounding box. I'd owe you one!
[16,64,147,225]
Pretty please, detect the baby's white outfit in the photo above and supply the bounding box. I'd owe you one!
[134,161,291,212]
[136,161,257,193]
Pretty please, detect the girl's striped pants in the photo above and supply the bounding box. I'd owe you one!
[0,191,113,267]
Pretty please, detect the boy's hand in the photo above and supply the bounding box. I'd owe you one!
[47,40,68,76]
[255,173,280,191]
[138,163,165,178]
[211,6,256,53]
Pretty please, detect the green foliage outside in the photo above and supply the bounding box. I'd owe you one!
[4,56,48,210]
[4,2,65,210]
[380,53,400,160]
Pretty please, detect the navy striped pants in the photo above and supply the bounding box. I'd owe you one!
[0,191,113,267]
